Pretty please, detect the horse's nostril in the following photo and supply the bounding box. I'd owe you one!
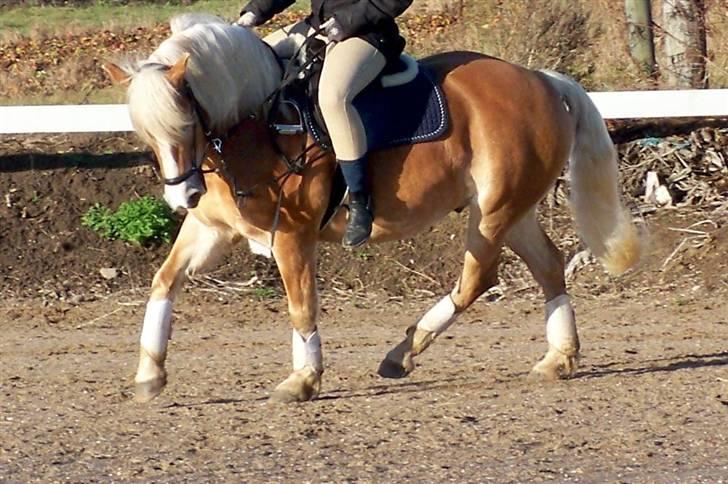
[187,192,202,209]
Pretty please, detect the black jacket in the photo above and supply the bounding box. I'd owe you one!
[241,0,413,61]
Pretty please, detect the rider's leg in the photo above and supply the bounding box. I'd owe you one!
[318,37,386,248]
[262,21,315,59]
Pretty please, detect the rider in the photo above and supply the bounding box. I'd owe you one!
[237,0,413,248]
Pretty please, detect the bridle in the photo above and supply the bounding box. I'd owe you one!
[160,81,223,187]
[155,25,333,243]
[136,61,218,187]
[164,25,332,190]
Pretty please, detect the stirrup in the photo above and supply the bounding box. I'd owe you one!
[272,100,304,135]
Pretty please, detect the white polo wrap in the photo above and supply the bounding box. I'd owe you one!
[247,239,272,258]
[140,299,173,357]
[545,294,578,352]
[292,329,322,372]
[416,295,458,335]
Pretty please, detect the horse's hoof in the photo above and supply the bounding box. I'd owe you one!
[530,347,579,382]
[377,357,413,379]
[134,376,167,403]
[270,387,308,404]
[528,366,560,382]
[269,367,320,403]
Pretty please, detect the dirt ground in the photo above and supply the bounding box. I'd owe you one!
[1,134,727,482]
[1,286,727,482]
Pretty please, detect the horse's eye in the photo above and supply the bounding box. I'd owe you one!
[182,124,195,138]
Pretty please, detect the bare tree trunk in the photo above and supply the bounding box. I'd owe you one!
[625,0,657,79]
[661,0,708,88]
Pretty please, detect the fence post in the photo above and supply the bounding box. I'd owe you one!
[625,0,657,80]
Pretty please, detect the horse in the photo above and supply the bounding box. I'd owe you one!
[105,14,641,403]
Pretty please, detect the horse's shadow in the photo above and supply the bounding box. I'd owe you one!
[160,396,268,409]
[317,376,480,401]
[576,351,728,379]
[157,377,482,409]
[154,351,728,408]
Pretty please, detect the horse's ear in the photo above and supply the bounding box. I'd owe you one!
[103,62,132,86]
[166,53,190,90]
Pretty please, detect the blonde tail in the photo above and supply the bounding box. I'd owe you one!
[542,71,641,276]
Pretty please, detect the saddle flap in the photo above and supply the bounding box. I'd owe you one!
[297,67,449,153]
[353,66,449,151]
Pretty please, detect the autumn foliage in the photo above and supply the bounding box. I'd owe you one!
[1,1,727,102]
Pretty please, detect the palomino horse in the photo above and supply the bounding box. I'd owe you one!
[105,15,641,403]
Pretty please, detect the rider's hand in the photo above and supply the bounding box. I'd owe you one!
[323,17,346,42]
[236,11,258,27]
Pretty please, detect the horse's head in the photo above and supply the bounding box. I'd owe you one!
[105,16,284,211]
[105,54,207,212]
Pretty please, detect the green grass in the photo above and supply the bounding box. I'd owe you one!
[251,286,277,299]
[0,0,307,35]
[82,195,177,246]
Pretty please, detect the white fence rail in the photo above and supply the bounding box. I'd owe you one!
[1,90,727,134]
[588,89,728,120]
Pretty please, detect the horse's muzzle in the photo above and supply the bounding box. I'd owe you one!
[163,171,206,211]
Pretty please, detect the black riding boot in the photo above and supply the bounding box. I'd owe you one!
[344,190,373,248]
[339,157,373,248]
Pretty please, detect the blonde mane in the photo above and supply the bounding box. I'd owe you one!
[125,14,282,147]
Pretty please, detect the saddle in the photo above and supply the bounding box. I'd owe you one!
[272,52,449,152]
[268,44,450,228]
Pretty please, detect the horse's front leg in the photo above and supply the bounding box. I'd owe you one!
[135,215,232,402]
[270,232,322,403]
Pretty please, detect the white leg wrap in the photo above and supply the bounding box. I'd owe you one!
[140,299,173,358]
[247,239,272,258]
[292,330,322,373]
[545,294,578,353]
[416,295,458,335]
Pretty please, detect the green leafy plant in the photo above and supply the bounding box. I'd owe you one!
[82,196,176,245]
[252,286,277,299]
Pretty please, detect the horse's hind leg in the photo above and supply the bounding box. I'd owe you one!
[134,215,233,402]
[378,200,505,378]
[505,209,580,380]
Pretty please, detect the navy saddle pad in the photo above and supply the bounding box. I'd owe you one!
[304,67,449,152]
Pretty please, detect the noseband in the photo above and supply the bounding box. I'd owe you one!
[161,138,221,186]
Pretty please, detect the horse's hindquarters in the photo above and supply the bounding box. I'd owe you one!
[328,53,575,244]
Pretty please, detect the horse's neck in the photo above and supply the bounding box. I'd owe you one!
[225,118,283,180]
[225,117,332,200]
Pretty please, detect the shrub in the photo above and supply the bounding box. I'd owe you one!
[458,0,602,87]
[82,196,177,246]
